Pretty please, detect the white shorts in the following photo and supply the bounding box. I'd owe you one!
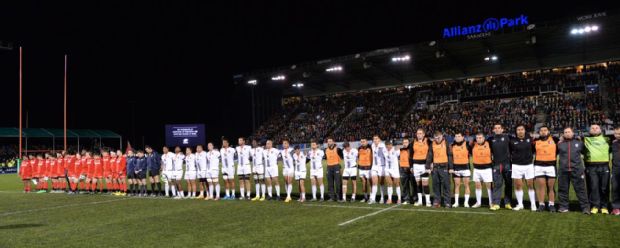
[473,168,493,183]
[385,167,400,178]
[295,171,307,180]
[453,169,471,178]
[207,169,219,179]
[534,165,556,178]
[343,167,357,178]
[266,166,279,178]
[282,168,294,177]
[371,166,385,177]
[358,169,370,179]
[512,164,535,179]
[198,170,208,179]
[222,166,235,179]
[310,168,323,178]
[184,171,197,180]
[237,164,251,176]
[413,164,429,179]
[169,171,183,180]
[252,164,264,175]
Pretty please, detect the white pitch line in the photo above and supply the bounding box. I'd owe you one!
[304,204,494,216]
[0,198,130,217]
[337,204,400,226]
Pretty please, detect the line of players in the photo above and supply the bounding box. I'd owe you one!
[17,123,620,214]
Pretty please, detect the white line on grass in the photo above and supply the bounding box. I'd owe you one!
[304,204,494,218]
[0,198,130,217]
[337,204,400,226]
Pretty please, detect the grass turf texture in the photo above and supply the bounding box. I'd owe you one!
[1,163,619,248]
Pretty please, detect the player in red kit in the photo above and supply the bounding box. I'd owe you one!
[114,150,127,196]
[19,155,33,193]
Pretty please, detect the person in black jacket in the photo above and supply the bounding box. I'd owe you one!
[557,127,590,214]
[611,127,620,215]
[134,150,148,197]
[488,123,513,210]
[145,146,162,196]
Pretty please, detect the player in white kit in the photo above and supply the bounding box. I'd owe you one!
[369,135,388,204]
[220,138,236,200]
[263,140,281,200]
[250,139,266,201]
[184,147,197,198]
[205,142,221,201]
[161,146,175,198]
[195,145,208,199]
[308,140,325,201]
[384,141,402,204]
[342,142,358,202]
[236,137,252,200]
[281,140,295,203]
[172,146,186,199]
[293,146,307,202]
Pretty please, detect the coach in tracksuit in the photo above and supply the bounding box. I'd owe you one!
[557,127,590,214]
[488,124,513,209]
[429,131,453,208]
[399,138,414,204]
[324,138,344,202]
[583,124,611,214]
[145,146,162,196]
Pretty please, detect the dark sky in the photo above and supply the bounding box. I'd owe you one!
[0,1,616,149]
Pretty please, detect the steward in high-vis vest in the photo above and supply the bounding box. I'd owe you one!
[357,138,373,202]
[410,129,433,207]
[583,124,612,214]
[428,130,453,208]
[451,132,471,208]
[399,138,415,204]
[324,137,344,202]
[533,126,559,212]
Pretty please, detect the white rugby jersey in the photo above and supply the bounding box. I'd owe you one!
[172,153,185,171]
[308,149,324,170]
[343,148,358,169]
[250,147,264,167]
[385,147,399,170]
[280,147,294,170]
[207,150,220,171]
[220,147,236,169]
[293,152,307,173]
[371,143,388,167]
[161,152,174,171]
[196,151,208,171]
[263,148,279,168]
[236,145,251,166]
[185,153,197,171]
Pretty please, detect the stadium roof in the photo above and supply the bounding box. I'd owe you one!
[0,128,121,139]
[233,10,620,96]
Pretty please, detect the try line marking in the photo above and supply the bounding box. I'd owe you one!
[0,198,130,217]
[304,203,494,226]
[337,204,400,226]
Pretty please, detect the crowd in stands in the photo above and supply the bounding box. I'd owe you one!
[250,62,620,144]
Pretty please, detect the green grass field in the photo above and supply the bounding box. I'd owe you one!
[1,163,620,248]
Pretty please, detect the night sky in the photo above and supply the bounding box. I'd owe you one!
[0,1,616,149]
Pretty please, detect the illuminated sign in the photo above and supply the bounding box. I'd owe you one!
[443,14,529,38]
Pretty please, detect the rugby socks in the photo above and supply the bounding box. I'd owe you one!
[240,186,245,198]
[255,183,260,197]
[387,186,393,201]
[464,194,470,205]
[487,189,493,206]
[215,184,220,198]
[396,186,401,202]
[370,185,378,202]
[232,189,236,198]
[455,193,460,205]
[476,188,482,205]
[267,186,272,197]
[151,183,156,194]
[286,184,292,198]
[516,190,524,206]
[320,185,324,200]
[157,182,162,194]
[528,189,536,209]
[171,185,177,196]
[275,184,280,198]
[312,185,317,199]
[261,183,266,197]
[165,182,170,197]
